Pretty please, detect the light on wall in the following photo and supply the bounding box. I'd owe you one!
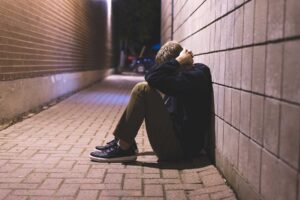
[107,0,111,28]
[106,0,112,64]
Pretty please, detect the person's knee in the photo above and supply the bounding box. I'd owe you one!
[132,81,149,94]
[134,81,148,89]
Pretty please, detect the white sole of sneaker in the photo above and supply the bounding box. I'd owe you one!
[89,155,137,163]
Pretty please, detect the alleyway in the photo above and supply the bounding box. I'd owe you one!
[0,75,236,200]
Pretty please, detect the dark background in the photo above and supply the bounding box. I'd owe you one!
[112,0,161,70]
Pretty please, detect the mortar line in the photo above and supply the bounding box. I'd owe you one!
[212,82,300,107]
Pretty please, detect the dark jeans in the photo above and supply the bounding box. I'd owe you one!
[113,82,183,160]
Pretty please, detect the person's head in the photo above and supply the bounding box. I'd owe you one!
[155,41,183,64]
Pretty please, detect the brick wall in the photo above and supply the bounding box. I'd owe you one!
[161,0,300,199]
[0,0,112,123]
[0,0,111,80]
[161,0,173,43]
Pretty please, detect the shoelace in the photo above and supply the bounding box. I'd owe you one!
[105,144,118,153]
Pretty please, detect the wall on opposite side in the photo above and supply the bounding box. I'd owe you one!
[0,0,112,123]
[0,69,110,122]
[161,0,300,199]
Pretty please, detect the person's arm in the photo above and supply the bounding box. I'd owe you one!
[145,50,210,96]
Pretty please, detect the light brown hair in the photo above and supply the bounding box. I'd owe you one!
[155,41,183,64]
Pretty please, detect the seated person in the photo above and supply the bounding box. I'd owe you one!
[90,41,212,162]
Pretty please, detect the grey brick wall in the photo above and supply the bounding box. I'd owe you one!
[0,0,111,80]
[161,0,173,42]
[161,0,300,199]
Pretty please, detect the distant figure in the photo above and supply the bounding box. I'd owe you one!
[90,41,212,162]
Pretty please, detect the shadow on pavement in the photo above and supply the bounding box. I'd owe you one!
[124,151,212,170]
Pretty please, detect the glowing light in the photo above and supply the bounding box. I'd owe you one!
[106,75,145,82]
[107,0,112,28]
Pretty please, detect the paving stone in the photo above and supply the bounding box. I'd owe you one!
[144,178,181,184]
[55,184,79,196]
[0,189,11,200]
[56,160,75,169]
[3,196,28,200]
[162,170,180,178]
[0,178,23,183]
[125,173,160,179]
[0,183,38,190]
[164,183,203,190]
[144,184,163,196]
[71,164,90,173]
[86,168,106,179]
[99,198,120,200]
[80,183,121,190]
[108,168,142,174]
[188,193,210,200]
[123,179,142,190]
[101,189,142,197]
[196,165,219,175]
[166,190,187,200]
[181,173,202,184]
[76,190,98,200]
[13,189,55,196]
[210,190,235,200]
[23,172,47,183]
[0,75,235,200]
[189,185,229,196]
[122,198,163,200]
[201,173,225,186]
[39,179,63,190]
[104,173,123,184]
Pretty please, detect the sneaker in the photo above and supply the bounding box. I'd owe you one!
[95,139,139,154]
[94,138,119,151]
[90,144,137,163]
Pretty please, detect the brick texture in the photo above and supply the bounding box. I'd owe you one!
[0,75,236,200]
[0,0,110,81]
[161,0,300,199]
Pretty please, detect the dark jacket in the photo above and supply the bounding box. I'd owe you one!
[145,59,212,158]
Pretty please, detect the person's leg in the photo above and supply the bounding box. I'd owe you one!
[112,82,147,145]
[113,81,183,161]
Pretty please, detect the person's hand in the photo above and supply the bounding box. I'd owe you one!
[175,48,194,67]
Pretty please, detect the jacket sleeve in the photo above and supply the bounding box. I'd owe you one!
[144,59,211,96]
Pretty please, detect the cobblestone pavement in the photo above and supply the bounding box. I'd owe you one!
[0,75,237,200]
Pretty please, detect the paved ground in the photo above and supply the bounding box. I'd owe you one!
[0,75,237,200]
